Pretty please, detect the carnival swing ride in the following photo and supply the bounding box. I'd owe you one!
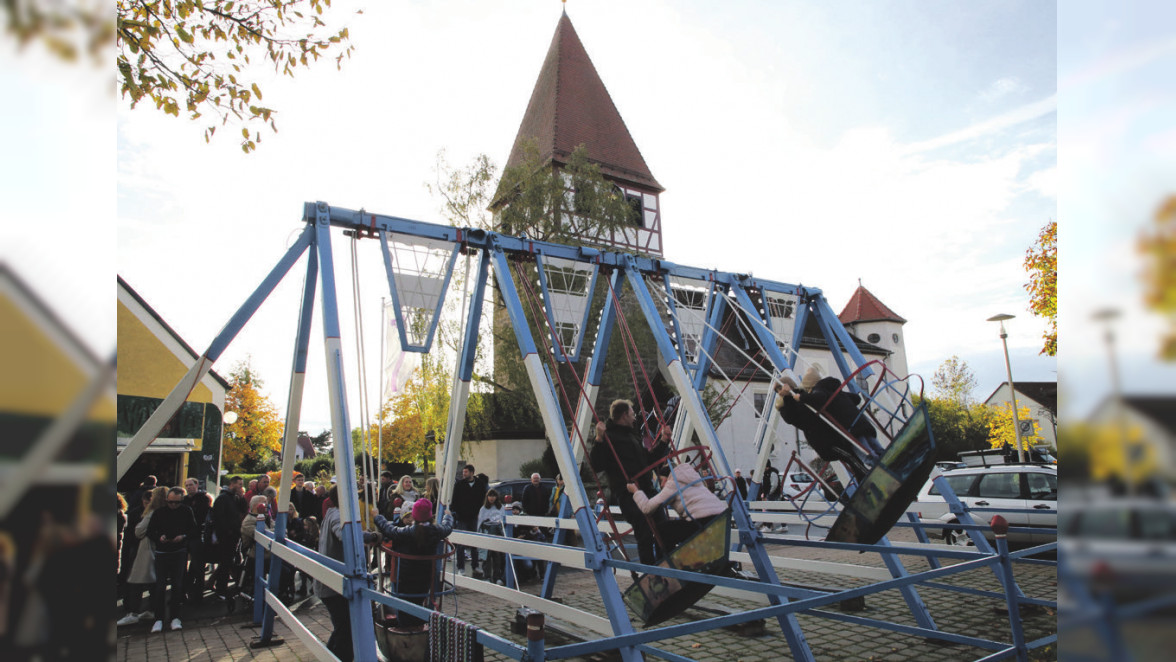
[115,201,1056,662]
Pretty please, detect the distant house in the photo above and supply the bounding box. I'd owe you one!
[295,433,316,461]
[983,381,1058,448]
[1089,395,1176,478]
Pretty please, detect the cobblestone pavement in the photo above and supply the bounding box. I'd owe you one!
[116,528,1057,661]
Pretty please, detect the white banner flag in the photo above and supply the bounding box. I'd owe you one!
[383,302,419,396]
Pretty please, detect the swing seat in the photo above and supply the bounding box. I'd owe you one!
[826,403,936,545]
[623,509,732,627]
[374,606,431,662]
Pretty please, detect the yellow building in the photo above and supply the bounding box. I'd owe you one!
[116,276,229,493]
[1,267,116,518]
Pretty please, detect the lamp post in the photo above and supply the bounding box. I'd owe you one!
[987,314,1025,463]
[1092,308,1132,493]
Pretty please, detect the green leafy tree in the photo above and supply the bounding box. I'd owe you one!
[491,139,639,245]
[916,395,994,463]
[1024,219,1057,356]
[223,358,284,473]
[930,355,978,407]
[116,0,355,152]
[427,143,731,464]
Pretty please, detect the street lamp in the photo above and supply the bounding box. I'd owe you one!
[987,314,1025,463]
[1092,307,1132,493]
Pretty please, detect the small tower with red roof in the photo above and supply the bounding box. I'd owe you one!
[838,282,909,379]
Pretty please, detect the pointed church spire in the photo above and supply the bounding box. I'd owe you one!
[838,285,907,325]
[504,13,662,192]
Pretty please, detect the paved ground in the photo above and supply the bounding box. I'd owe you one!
[116,527,1057,661]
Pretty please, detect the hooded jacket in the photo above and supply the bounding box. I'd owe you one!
[632,463,728,520]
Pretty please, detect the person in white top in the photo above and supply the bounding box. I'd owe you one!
[627,462,728,556]
[475,489,508,584]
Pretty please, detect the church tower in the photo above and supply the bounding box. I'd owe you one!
[838,284,909,378]
[499,11,665,256]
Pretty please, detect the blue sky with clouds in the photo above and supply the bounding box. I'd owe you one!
[109,1,1062,434]
[34,2,1176,440]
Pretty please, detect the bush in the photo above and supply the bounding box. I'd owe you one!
[295,455,335,481]
[518,457,546,479]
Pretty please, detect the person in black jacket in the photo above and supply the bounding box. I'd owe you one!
[590,399,659,565]
[182,478,212,604]
[371,499,454,628]
[774,366,875,483]
[210,476,246,599]
[146,486,196,632]
[450,465,486,577]
[520,473,547,516]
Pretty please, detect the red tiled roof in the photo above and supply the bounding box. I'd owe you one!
[838,285,907,324]
[503,12,662,192]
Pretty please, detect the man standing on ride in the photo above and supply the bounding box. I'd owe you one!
[592,399,659,566]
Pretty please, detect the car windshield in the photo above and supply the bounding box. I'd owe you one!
[790,474,812,482]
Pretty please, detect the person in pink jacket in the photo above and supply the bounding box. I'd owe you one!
[627,462,728,556]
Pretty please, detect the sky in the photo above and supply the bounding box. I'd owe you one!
[11,2,1173,442]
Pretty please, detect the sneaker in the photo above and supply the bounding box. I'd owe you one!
[170,618,182,631]
[137,610,154,620]
[116,613,139,626]
[495,579,504,586]
[151,620,163,633]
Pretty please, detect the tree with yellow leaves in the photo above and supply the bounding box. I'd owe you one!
[1024,219,1057,356]
[116,0,356,152]
[986,402,1040,452]
[223,359,284,473]
[1139,195,1176,360]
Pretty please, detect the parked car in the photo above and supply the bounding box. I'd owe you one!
[1059,499,1176,600]
[959,447,1056,467]
[913,464,1057,546]
[780,472,814,501]
[488,478,556,511]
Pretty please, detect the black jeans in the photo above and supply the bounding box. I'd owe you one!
[152,551,187,621]
[322,595,354,661]
[453,517,477,570]
[184,540,206,601]
[618,492,657,565]
[212,537,240,594]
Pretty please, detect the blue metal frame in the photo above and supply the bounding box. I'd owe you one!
[313,204,379,659]
[258,242,320,643]
[534,251,599,363]
[620,256,817,662]
[138,199,1057,662]
[489,242,643,662]
[378,228,461,353]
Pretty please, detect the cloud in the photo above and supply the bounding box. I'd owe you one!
[980,76,1029,103]
[903,95,1057,155]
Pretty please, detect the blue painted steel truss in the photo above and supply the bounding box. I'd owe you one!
[117,200,1056,662]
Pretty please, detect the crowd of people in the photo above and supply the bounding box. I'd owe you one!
[116,473,330,634]
[109,373,877,657]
